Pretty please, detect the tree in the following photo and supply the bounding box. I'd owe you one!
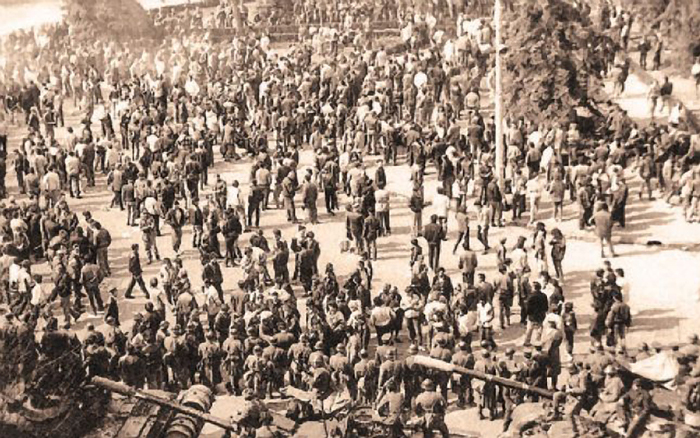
[625,0,700,70]
[63,0,157,42]
[501,0,609,123]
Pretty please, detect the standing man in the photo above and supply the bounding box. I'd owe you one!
[593,203,616,258]
[108,164,124,210]
[363,210,380,261]
[282,173,297,224]
[165,200,186,255]
[125,244,149,299]
[523,282,548,347]
[577,178,595,229]
[458,242,478,287]
[81,261,104,316]
[409,188,424,237]
[321,167,338,216]
[140,208,160,263]
[423,214,446,271]
[93,221,112,277]
[346,205,365,254]
[222,208,243,267]
[301,173,319,225]
[375,185,391,235]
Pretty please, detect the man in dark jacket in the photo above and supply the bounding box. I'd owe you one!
[272,230,290,284]
[523,282,548,347]
[363,210,380,260]
[222,208,243,267]
[423,214,446,271]
[166,200,186,255]
[346,205,365,253]
[125,244,149,299]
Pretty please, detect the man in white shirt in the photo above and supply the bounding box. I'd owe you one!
[526,175,542,225]
[30,274,47,310]
[477,295,494,346]
[226,180,246,224]
[432,186,451,232]
[65,151,82,198]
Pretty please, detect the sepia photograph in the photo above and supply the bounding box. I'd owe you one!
[0,0,699,436]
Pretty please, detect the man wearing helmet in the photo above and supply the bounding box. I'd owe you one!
[451,341,475,407]
[412,378,449,438]
[376,377,406,438]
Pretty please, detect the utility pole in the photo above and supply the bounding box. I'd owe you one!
[494,0,505,191]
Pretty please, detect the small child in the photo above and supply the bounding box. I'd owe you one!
[562,302,578,356]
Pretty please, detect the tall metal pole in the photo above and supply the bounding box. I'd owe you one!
[494,0,505,191]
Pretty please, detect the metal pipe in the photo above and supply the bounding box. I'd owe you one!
[90,377,237,432]
[413,355,554,399]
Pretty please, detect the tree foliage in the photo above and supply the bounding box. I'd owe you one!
[501,0,609,123]
[62,0,157,42]
[625,0,700,69]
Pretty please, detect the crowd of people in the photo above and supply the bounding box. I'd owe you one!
[0,0,699,437]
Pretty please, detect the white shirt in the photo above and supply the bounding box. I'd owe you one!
[477,302,494,327]
[433,193,450,218]
[226,185,242,208]
[31,283,47,306]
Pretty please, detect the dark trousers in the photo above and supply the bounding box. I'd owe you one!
[512,194,525,219]
[125,274,148,298]
[247,203,260,227]
[225,237,240,265]
[462,271,475,287]
[85,285,104,314]
[477,225,489,250]
[324,188,337,213]
[172,227,183,253]
[428,243,441,271]
[454,228,469,252]
[378,211,390,234]
[111,190,123,209]
[579,207,593,229]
